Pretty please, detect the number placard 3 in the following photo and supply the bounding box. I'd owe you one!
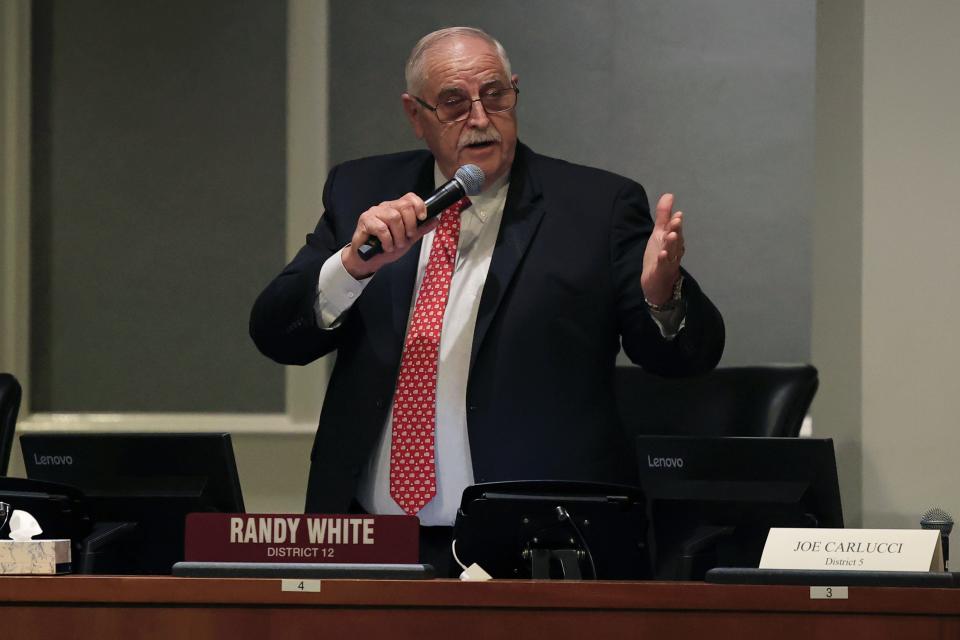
[810,586,848,600]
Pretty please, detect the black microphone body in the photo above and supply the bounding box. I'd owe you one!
[357,164,484,261]
[920,507,953,570]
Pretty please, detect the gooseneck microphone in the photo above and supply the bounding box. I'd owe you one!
[920,507,953,570]
[357,164,485,261]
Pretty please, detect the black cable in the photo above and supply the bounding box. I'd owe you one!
[556,505,597,579]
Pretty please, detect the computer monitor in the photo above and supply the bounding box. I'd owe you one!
[20,432,244,575]
[635,436,843,580]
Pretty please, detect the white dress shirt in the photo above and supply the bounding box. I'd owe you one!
[317,166,509,525]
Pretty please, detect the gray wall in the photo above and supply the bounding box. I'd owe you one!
[330,0,816,367]
[28,0,816,414]
[812,0,863,526]
[30,0,287,412]
[858,1,960,529]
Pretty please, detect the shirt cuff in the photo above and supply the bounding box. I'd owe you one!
[314,249,371,328]
[647,305,686,341]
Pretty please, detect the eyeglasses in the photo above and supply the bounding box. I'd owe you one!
[413,84,519,124]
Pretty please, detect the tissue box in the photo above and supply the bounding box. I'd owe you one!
[0,540,72,574]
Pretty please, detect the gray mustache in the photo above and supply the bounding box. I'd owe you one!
[458,129,502,150]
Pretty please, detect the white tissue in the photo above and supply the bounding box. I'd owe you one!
[8,510,43,541]
[459,562,493,581]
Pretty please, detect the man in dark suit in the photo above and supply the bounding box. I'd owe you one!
[250,27,724,572]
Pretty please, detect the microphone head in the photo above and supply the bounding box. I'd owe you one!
[454,164,485,196]
[921,507,954,534]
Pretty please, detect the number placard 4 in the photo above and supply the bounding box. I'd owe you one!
[281,579,322,593]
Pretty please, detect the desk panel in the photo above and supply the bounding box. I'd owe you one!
[1,576,957,639]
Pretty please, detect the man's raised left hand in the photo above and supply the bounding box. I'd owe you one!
[641,193,685,306]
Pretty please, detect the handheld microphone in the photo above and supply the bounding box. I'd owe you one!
[357,164,485,261]
[920,507,953,570]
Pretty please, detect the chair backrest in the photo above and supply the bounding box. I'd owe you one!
[1,373,23,476]
[615,364,818,439]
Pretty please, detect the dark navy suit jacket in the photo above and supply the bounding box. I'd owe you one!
[250,143,725,512]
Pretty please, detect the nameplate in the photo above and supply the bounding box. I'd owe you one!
[184,514,419,564]
[760,528,944,572]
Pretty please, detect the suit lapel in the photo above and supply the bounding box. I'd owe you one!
[470,144,546,368]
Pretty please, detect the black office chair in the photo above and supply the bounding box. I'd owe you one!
[614,364,818,439]
[1,373,23,476]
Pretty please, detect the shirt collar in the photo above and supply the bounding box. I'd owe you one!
[433,164,510,224]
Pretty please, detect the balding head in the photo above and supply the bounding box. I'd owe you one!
[405,27,512,96]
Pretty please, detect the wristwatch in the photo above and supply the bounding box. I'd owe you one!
[645,274,684,312]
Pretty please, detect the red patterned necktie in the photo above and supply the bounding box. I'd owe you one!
[389,197,470,515]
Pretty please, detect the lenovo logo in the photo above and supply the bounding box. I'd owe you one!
[646,454,684,469]
[33,453,74,466]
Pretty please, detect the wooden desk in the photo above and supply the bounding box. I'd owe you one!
[1,576,958,639]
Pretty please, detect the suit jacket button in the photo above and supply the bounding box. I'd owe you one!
[375,399,385,409]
